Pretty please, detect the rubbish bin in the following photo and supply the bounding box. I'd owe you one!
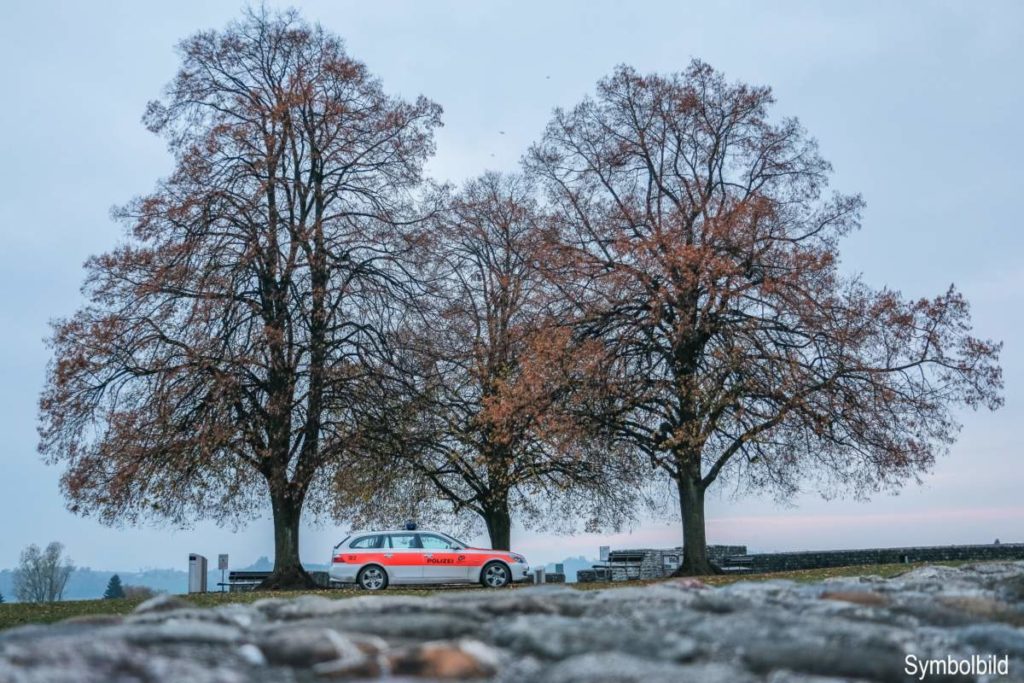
[188,553,208,593]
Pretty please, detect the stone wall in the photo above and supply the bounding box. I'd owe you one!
[579,545,750,582]
[577,543,1024,581]
[602,549,676,581]
[605,563,642,582]
[736,543,1024,573]
[576,568,616,582]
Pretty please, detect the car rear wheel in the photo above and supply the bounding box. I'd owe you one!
[357,565,388,591]
[481,561,510,588]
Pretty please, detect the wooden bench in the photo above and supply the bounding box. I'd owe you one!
[216,569,332,592]
[718,555,754,573]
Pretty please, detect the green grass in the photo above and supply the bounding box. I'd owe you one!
[699,560,970,586]
[0,596,148,630]
[0,560,972,631]
[0,586,437,632]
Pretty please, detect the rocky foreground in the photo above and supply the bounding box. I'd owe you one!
[2,563,1024,682]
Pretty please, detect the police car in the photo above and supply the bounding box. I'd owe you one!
[329,527,530,590]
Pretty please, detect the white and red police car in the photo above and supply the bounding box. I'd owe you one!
[329,528,530,590]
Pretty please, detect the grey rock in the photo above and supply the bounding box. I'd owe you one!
[955,623,1024,658]
[689,590,751,613]
[765,673,876,683]
[256,627,362,667]
[236,643,267,666]
[254,594,445,620]
[742,637,908,683]
[208,604,265,630]
[59,614,125,627]
[116,619,245,645]
[134,594,194,614]
[488,614,699,662]
[317,611,485,640]
[454,584,583,616]
[539,653,752,683]
[0,636,255,683]
[996,575,1024,602]
[3,562,1024,682]
[312,652,382,679]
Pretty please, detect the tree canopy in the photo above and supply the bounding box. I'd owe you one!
[527,62,1003,572]
[345,172,646,548]
[39,7,441,588]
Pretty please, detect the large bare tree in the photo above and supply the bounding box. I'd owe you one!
[528,62,1003,574]
[357,173,643,549]
[38,8,441,588]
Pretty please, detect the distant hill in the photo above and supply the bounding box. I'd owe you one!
[246,556,273,572]
[0,567,191,601]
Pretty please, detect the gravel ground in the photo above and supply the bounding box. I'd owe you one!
[1,562,1023,682]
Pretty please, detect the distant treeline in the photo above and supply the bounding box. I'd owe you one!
[0,557,324,602]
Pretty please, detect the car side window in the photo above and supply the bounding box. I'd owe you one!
[350,535,382,549]
[388,533,420,549]
[419,534,454,550]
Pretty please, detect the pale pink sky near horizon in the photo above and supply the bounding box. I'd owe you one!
[1,0,1022,572]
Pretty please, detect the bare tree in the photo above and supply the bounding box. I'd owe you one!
[38,8,441,588]
[13,543,75,603]
[528,62,1003,573]
[360,173,646,549]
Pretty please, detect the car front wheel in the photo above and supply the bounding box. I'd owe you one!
[357,565,388,591]
[481,561,510,588]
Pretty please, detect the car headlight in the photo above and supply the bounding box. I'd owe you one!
[510,553,526,564]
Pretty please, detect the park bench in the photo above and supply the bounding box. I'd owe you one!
[718,555,754,573]
[217,569,332,592]
[217,570,271,592]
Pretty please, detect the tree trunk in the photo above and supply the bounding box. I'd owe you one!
[483,504,512,550]
[258,487,316,590]
[672,470,721,576]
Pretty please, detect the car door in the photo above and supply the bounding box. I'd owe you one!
[418,533,469,583]
[343,534,388,569]
[384,533,425,583]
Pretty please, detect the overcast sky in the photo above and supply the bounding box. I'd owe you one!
[1,1,1022,573]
